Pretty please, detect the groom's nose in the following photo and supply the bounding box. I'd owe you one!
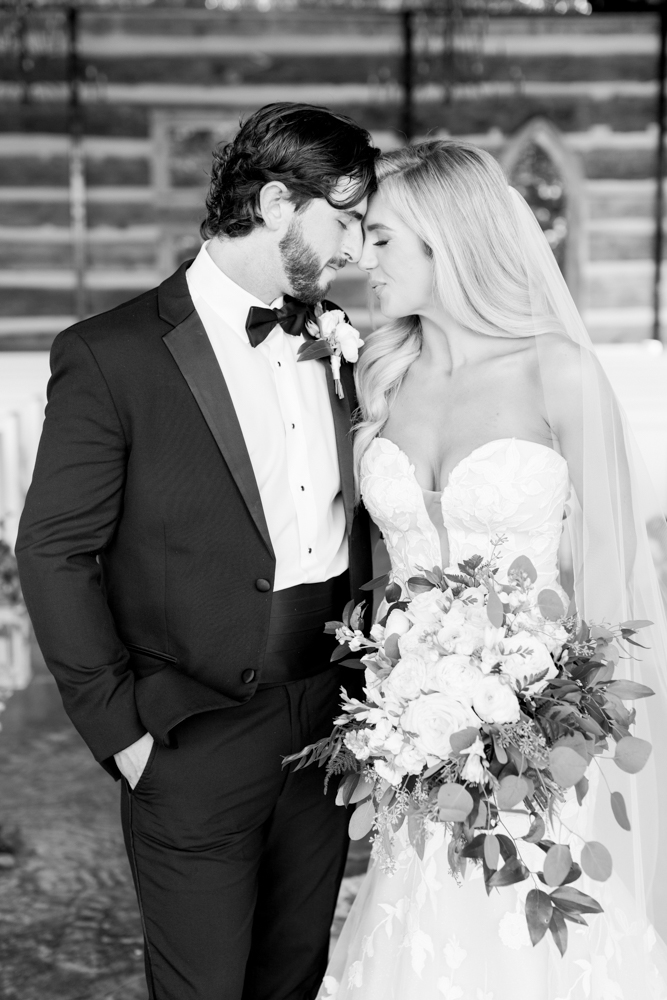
[342,221,364,264]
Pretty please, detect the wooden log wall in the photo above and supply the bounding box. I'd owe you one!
[0,6,663,347]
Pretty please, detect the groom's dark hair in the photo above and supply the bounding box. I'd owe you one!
[201,103,380,240]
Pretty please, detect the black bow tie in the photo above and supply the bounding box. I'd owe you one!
[245,295,312,348]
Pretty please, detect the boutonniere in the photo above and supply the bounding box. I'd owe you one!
[296,303,364,400]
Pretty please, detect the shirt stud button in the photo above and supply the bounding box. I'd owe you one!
[242,669,255,684]
[255,578,271,592]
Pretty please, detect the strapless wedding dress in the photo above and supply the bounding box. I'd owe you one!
[318,438,667,1000]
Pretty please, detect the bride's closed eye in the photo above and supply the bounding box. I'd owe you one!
[372,240,389,247]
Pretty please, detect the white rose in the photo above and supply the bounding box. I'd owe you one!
[500,630,557,694]
[401,692,478,760]
[318,309,346,338]
[384,653,428,702]
[407,588,448,626]
[335,322,364,363]
[426,654,482,702]
[385,608,412,638]
[473,674,521,724]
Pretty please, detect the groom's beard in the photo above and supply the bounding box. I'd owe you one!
[279,218,346,305]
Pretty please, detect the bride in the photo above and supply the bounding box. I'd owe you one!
[318,141,667,998]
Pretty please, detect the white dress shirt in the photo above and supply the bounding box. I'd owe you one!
[186,243,348,591]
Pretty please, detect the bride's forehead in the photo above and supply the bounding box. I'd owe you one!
[363,191,400,229]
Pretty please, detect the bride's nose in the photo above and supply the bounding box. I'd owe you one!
[358,238,376,273]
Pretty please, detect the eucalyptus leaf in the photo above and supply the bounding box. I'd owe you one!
[438,784,474,823]
[619,619,653,630]
[407,811,426,860]
[523,814,546,844]
[543,844,573,887]
[614,736,652,774]
[496,774,530,810]
[580,841,613,881]
[349,775,375,805]
[575,776,589,806]
[349,602,366,631]
[508,555,538,583]
[538,588,565,622]
[486,589,505,628]
[348,799,376,840]
[449,727,481,753]
[549,746,588,788]
[610,790,631,831]
[483,833,500,871]
[330,643,351,663]
[385,582,402,604]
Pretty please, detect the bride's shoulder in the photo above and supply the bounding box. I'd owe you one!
[527,332,588,388]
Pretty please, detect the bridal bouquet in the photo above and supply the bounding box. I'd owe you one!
[284,548,654,955]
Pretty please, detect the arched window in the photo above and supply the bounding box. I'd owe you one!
[500,118,585,308]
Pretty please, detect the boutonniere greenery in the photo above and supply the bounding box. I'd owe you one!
[297,302,364,400]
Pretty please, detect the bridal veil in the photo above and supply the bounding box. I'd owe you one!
[509,185,667,941]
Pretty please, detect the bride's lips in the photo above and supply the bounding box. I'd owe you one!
[371,282,385,296]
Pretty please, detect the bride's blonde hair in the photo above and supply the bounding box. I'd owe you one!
[353,139,559,487]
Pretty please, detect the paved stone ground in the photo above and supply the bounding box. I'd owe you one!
[0,649,369,1000]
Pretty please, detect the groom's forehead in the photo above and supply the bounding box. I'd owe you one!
[327,176,369,218]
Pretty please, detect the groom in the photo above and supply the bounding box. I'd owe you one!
[16,103,378,1000]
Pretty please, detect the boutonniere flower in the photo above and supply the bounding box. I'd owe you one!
[296,303,364,400]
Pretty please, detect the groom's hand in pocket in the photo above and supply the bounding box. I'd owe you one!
[114,731,154,789]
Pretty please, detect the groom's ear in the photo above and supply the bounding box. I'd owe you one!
[257,181,296,235]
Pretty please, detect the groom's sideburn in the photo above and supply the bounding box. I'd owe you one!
[16,262,372,1000]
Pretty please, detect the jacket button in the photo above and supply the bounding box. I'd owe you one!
[255,578,271,592]
[242,669,255,684]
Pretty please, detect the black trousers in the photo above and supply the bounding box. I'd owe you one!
[121,666,349,1000]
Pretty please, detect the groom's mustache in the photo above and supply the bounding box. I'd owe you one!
[326,256,348,272]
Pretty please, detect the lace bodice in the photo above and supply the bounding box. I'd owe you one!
[360,437,570,595]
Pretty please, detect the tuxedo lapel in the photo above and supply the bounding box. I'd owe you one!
[322,358,355,538]
[163,310,274,558]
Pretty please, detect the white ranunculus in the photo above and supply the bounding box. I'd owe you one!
[473,674,521,724]
[500,630,557,694]
[335,322,364,363]
[401,692,478,760]
[384,653,428,702]
[385,608,413,638]
[317,309,346,338]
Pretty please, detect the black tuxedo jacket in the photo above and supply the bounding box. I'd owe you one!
[16,263,372,776]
